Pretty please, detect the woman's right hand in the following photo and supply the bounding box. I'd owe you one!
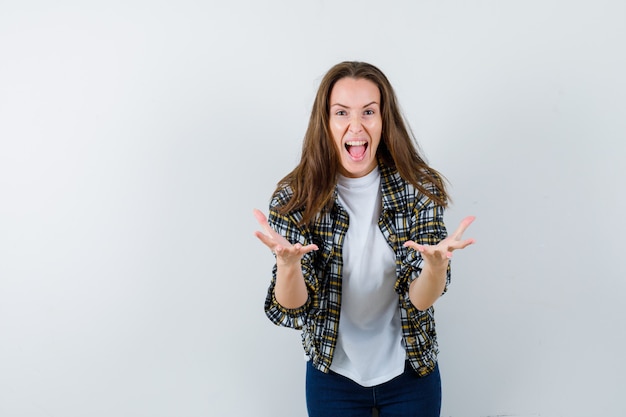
[253,209,318,266]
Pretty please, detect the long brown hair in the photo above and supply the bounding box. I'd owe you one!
[274,61,448,225]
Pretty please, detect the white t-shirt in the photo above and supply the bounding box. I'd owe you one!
[329,166,406,387]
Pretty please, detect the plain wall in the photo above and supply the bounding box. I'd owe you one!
[1,1,625,416]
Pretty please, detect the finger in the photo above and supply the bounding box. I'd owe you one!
[252,208,268,229]
[253,208,276,237]
[253,230,278,251]
[404,241,430,255]
[455,238,476,250]
[278,242,319,256]
[451,215,476,240]
[301,243,319,253]
[403,240,422,252]
[446,237,476,253]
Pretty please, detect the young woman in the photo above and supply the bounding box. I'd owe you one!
[253,61,475,417]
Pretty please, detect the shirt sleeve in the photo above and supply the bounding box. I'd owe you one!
[398,197,451,311]
[263,206,318,330]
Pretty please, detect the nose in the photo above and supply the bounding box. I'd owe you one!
[348,114,363,134]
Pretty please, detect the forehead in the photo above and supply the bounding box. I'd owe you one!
[329,77,380,105]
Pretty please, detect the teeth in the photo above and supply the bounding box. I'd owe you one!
[346,141,367,146]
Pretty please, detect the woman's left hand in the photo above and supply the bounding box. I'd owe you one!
[404,216,476,267]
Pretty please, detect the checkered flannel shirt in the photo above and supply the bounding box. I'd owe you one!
[264,162,450,377]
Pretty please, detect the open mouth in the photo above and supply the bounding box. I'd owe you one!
[345,140,368,160]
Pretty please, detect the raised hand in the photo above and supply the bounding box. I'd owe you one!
[403,216,476,267]
[253,209,318,265]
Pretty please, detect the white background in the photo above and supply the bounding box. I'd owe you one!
[1,1,625,416]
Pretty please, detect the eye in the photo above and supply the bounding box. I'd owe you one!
[364,109,375,116]
[335,110,347,116]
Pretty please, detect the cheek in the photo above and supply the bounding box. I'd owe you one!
[366,120,383,138]
[330,121,345,141]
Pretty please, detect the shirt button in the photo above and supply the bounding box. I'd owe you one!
[405,336,416,345]
[389,234,397,243]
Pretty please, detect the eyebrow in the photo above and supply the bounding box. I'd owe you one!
[330,101,379,108]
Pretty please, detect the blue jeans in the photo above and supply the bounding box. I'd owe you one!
[306,360,441,417]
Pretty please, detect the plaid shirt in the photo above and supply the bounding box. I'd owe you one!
[264,162,450,377]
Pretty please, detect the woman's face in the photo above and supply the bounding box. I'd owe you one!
[328,77,382,178]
